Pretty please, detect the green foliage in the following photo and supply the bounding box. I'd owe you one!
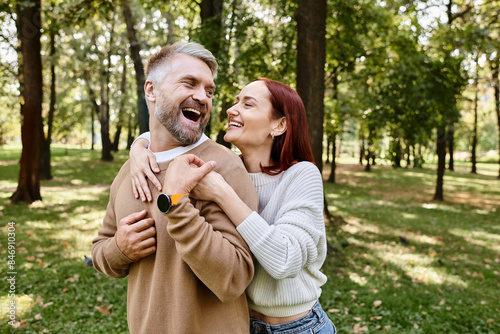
[0,0,498,170]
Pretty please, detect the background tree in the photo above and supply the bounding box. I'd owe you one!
[10,0,43,203]
[296,0,327,172]
[122,0,148,134]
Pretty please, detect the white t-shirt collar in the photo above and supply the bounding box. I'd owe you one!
[152,134,209,163]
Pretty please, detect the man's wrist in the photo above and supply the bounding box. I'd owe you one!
[157,193,185,213]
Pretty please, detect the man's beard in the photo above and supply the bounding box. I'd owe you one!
[154,95,208,146]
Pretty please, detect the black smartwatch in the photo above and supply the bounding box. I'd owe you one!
[157,193,184,213]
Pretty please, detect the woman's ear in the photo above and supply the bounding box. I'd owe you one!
[273,117,287,136]
[144,80,156,103]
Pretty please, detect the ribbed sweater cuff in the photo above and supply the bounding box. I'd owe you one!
[236,211,267,245]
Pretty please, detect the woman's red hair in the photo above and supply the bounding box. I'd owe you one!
[254,78,315,175]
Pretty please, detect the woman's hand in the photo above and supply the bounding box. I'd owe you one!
[130,138,162,202]
[163,154,217,195]
[190,171,228,204]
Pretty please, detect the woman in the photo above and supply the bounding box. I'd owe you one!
[130,78,336,334]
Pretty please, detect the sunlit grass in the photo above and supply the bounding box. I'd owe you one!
[0,147,129,333]
[322,158,500,333]
[0,148,499,333]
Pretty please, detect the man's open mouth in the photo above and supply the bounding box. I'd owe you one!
[182,108,202,122]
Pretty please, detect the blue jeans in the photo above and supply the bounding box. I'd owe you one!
[249,301,336,334]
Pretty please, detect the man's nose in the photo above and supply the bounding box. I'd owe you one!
[192,86,209,104]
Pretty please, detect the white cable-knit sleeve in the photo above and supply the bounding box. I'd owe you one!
[236,163,326,280]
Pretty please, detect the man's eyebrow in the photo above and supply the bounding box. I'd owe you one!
[181,74,215,90]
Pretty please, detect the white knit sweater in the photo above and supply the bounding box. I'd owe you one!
[237,161,328,317]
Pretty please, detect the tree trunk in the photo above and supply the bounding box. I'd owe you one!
[433,126,446,201]
[164,10,176,44]
[364,129,373,172]
[296,0,326,173]
[216,99,232,148]
[123,0,148,134]
[198,0,226,143]
[83,69,112,161]
[200,0,223,56]
[359,132,365,165]
[447,123,455,171]
[11,0,43,204]
[328,133,336,183]
[325,138,331,164]
[99,71,113,161]
[491,57,500,179]
[127,113,134,150]
[112,55,128,151]
[41,25,57,180]
[91,106,95,150]
[471,72,479,174]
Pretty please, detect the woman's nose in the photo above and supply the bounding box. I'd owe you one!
[226,105,238,116]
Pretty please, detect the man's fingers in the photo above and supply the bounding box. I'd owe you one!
[197,161,216,177]
[133,218,156,234]
[138,245,157,258]
[120,210,148,226]
[187,154,206,167]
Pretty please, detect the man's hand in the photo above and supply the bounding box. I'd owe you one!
[163,154,216,195]
[116,210,157,261]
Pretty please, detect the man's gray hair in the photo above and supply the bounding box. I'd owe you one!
[145,42,218,84]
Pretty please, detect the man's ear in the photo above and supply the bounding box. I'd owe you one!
[273,117,287,136]
[144,80,156,103]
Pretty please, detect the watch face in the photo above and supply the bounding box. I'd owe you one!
[157,193,173,213]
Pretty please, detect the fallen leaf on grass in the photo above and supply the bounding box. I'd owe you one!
[26,256,36,262]
[27,230,36,236]
[38,261,50,268]
[487,319,494,323]
[373,300,382,308]
[328,308,340,313]
[370,316,382,321]
[65,274,80,282]
[35,313,42,320]
[484,258,492,264]
[413,323,419,329]
[12,320,28,328]
[353,324,369,333]
[439,299,446,305]
[95,304,114,315]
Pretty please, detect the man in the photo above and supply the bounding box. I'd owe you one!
[91,42,258,334]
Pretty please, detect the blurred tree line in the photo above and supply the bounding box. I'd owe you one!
[0,0,499,204]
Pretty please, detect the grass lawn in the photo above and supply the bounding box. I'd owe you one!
[0,145,499,333]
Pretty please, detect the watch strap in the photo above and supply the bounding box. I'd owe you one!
[169,193,184,205]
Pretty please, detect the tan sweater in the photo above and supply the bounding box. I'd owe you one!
[92,140,258,334]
